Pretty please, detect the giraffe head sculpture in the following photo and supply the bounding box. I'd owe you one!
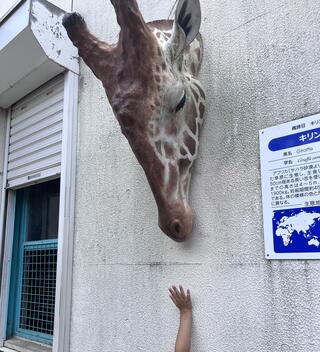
[63,0,205,241]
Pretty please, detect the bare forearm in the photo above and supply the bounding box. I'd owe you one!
[175,310,192,352]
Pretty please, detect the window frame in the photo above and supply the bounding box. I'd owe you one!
[8,180,60,345]
[0,70,79,352]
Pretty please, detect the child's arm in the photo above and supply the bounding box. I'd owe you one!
[169,285,192,352]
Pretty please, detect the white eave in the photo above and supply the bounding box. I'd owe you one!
[0,0,79,108]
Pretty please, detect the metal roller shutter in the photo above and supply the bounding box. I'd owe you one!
[7,75,64,189]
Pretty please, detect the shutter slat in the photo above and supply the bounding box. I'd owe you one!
[11,101,63,134]
[10,112,62,144]
[12,76,64,116]
[7,154,61,181]
[7,75,64,188]
[8,143,62,170]
[9,122,63,152]
[8,132,62,162]
[11,90,64,126]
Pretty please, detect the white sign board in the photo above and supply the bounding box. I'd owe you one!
[260,114,320,259]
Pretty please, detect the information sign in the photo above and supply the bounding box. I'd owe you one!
[260,114,320,259]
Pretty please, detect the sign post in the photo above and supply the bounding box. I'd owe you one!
[260,114,320,259]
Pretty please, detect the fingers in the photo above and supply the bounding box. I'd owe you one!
[169,287,178,305]
[179,285,186,298]
[169,293,177,306]
[172,285,183,303]
[168,285,191,304]
[173,285,180,297]
[187,288,191,301]
[170,285,187,296]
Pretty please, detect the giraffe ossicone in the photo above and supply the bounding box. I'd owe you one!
[62,0,206,242]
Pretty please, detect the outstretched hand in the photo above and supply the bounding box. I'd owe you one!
[169,285,192,312]
[169,285,192,352]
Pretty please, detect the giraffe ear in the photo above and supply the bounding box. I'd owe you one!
[168,0,201,59]
[175,0,201,46]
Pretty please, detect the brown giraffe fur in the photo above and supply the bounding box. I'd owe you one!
[63,0,205,241]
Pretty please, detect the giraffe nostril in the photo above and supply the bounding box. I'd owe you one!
[171,219,182,237]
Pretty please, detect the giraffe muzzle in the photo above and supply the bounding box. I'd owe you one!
[158,204,193,242]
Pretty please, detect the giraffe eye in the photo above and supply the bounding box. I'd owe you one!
[175,92,186,112]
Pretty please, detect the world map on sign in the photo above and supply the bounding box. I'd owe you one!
[272,206,320,253]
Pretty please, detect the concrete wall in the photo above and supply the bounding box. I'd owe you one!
[70,1,320,351]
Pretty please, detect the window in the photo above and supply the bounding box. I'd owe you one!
[7,179,60,345]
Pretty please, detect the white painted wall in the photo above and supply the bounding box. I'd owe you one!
[49,0,71,11]
[70,1,320,351]
[0,0,20,20]
[0,0,72,20]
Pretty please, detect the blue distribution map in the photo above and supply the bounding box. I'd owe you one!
[272,206,320,252]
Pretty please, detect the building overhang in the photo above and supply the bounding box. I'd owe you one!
[0,0,78,108]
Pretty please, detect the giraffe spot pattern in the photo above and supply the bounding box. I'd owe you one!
[183,131,196,156]
[164,142,174,158]
[199,103,205,119]
[147,25,205,195]
[179,158,191,173]
[190,63,196,75]
[186,100,197,134]
[194,83,205,99]
[180,147,188,156]
[155,140,162,155]
[191,87,199,102]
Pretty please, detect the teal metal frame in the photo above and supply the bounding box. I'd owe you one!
[7,188,58,346]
